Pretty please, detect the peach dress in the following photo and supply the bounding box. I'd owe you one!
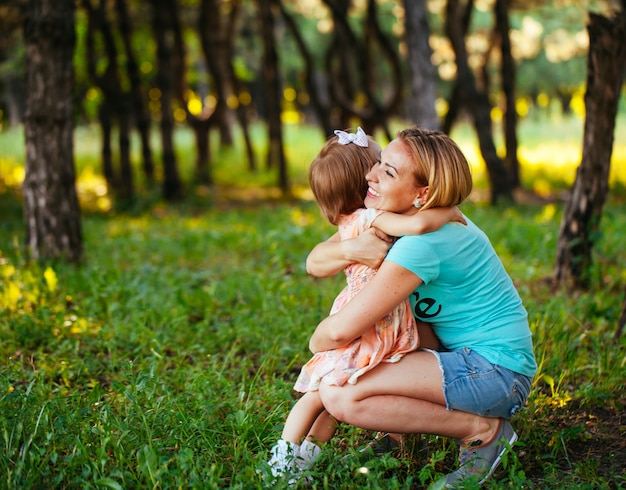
[295,208,419,392]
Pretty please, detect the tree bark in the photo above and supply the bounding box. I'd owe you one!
[257,0,288,192]
[150,0,183,201]
[83,0,134,202]
[23,0,82,262]
[617,285,626,340]
[554,12,626,288]
[226,1,257,172]
[277,1,334,137]
[403,0,439,129]
[445,0,514,204]
[115,0,155,183]
[442,0,473,134]
[495,0,520,188]
[201,0,232,148]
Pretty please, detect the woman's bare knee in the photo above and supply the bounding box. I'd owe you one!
[318,384,355,422]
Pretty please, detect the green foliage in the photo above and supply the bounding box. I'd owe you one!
[1,191,625,487]
[1,118,626,487]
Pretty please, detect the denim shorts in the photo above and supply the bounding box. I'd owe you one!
[426,347,533,419]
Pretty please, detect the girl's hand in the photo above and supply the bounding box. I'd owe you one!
[450,206,467,225]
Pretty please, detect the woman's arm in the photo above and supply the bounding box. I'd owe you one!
[306,228,393,278]
[372,206,466,237]
[309,261,423,352]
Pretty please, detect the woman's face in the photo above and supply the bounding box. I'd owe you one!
[364,138,424,212]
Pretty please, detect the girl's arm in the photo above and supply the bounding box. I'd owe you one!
[372,206,466,237]
[309,261,423,352]
[306,228,393,278]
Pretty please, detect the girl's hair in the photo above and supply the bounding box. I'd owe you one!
[309,132,379,225]
[396,127,473,211]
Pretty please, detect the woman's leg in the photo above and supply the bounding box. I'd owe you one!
[318,351,500,444]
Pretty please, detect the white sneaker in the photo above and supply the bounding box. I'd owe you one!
[267,440,304,482]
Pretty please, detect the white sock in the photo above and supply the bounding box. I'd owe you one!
[299,439,322,468]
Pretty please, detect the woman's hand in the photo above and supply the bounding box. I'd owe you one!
[306,228,393,278]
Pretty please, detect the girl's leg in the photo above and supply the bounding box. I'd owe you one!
[269,392,326,478]
[306,408,337,444]
[281,391,326,443]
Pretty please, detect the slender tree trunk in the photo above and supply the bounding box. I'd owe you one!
[403,0,438,129]
[554,12,626,288]
[257,0,288,192]
[442,0,473,133]
[445,0,513,204]
[201,0,232,147]
[150,0,182,201]
[83,0,134,202]
[115,0,154,183]
[495,0,520,188]
[117,94,133,201]
[277,1,333,137]
[23,0,82,262]
[363,0,401,138]
[226,1,256,171]
[166,0,214,186]
[617,286,626,340]
[98,102,115,187]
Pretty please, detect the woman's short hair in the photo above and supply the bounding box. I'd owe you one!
[397,127,473,210]
[309,133,379,225]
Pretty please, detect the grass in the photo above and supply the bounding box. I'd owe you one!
[1,117,626,488]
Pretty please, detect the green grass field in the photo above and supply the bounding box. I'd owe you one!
[1,118,625,488]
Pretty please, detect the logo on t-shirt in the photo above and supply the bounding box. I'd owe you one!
[411,291,441,319]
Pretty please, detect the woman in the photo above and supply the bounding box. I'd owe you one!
[306,127,537,487]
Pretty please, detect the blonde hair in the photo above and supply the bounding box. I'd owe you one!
[309,132,379,225]
[396,127,473,210]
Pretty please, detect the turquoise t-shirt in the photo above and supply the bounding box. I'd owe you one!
[386,217,537,377]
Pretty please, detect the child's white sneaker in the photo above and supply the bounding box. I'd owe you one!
[267,439,303,481]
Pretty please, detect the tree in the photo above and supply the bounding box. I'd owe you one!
[22,0,82,262]
[115,0,155,184]
[322,0,402,140]
[83,0,134,202]
[445,0,515,204]
[494,0,520,188]
[149,0,183,201]
[257,0,288,192]
[553,10,626,289]
[403,0,438,129]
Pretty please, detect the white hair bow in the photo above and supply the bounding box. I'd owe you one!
[334,127,369,147]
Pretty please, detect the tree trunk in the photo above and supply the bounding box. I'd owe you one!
[277,1,333,137]
[257,0,288,192]
[553,12,626,288]
[201,0,232,148]
[83,0,134,202]
[150,0,183,201]
[362,0,402,138]
[98,102,115,188]
[495,0,520,188]
[23,0,82,262]
[442,0,473,134]
[445,0,514,204]
[167,0,214,186]
[617,286,626,340]
[226,1,256,172]
[403,0,438,129]
[115,0,155,183]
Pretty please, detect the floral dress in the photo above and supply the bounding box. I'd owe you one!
[294,208,418,392]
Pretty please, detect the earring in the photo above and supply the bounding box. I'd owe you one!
[413,200,422,209]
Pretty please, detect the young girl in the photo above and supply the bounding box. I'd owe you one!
[267,127,464,481]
